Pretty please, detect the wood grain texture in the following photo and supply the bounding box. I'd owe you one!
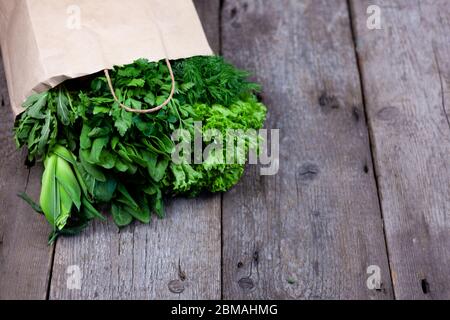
[48,0,222,300]
[221,0,393,299]
[0,54,54,300]
[350,0,450,299]
[49,196,221,299]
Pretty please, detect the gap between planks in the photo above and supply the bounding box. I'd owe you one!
[346,0,395,299]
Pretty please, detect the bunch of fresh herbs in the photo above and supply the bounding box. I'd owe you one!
[14,56,267,242]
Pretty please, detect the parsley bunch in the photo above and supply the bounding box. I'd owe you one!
[14,56,267,242]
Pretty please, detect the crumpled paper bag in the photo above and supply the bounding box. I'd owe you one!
[0,0,213,115]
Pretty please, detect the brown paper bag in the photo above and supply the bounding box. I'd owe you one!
[0,0,213,115]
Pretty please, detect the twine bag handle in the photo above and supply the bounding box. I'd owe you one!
[103,12,175,114]
[103,59,175,114]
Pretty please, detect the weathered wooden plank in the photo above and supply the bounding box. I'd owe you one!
[0,54,54,299]
[49,196,221,300]
[350,0,450,299]
[48,0,222,300]
[221,0,393,299]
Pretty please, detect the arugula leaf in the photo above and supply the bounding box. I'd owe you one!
[27,92,48,119]
[37,111,52,156]
[56,88,70,125]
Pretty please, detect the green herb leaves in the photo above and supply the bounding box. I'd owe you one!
[56,87,71,125]
[14,56,267,240]
[14,93,58,161]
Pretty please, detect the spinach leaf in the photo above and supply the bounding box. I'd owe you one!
[111,203,133,227]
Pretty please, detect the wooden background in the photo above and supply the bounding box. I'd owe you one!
[0,0,449,300]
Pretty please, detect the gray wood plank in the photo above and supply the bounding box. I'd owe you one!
[350,0,450,299]
[49,196,221,300]
[0,54,54,299]
[221,0,393,299]
[49,0,222,300]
